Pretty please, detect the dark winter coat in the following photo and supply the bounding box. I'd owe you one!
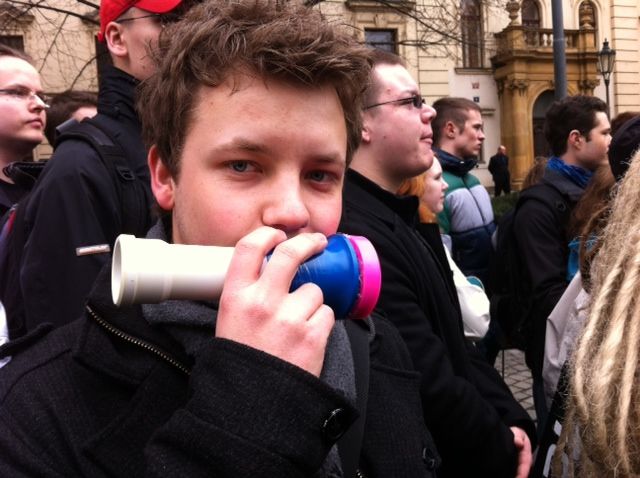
[339,169,536,478]
[10,66,154,335]
[514,168,584,376]
[0,264,438,477]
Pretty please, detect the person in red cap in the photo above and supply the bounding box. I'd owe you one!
[0,0,194,340]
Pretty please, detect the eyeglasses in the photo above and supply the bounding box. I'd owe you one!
[365,94,425,110]
[116,12,180,28]
[0,87,50,109]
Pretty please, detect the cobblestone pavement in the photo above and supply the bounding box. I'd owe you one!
[494,348,536,424]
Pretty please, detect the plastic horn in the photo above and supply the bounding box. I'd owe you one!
[111,233,381,319]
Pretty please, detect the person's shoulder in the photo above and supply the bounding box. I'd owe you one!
[0,323,79,400]
[463,172,482,188]
[368,313,415,371]
[443,171,466,192]
[38,138,104,186]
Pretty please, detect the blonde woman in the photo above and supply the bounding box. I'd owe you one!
[556,147,640,477]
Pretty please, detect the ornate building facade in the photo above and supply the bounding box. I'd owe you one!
[318,0,640,187]
[1,0,639,177]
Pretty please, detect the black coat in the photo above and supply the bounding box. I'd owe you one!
[339,169,536,477]
[514,169,583,376]
[489,153,510,181]
[14,66,154,334]
[0,265,438,477]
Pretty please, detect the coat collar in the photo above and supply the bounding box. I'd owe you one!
[74,265,193,383]
[344,169,420,228]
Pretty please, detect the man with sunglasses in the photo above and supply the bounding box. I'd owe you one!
[2,0,194,340]
[340,50,535,477]
[0,45,47,217]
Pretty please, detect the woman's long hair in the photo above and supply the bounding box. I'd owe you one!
[397,172,436,223]
[557,150,640,476]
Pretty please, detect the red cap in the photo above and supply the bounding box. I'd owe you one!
[98,0,183,42]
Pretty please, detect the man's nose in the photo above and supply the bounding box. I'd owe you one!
[30,94,48,112]
[262,182,310,235]
[421,105,436,123]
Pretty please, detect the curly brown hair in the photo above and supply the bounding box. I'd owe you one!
[137,0,372,178]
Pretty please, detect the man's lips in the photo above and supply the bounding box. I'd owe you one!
[27,118,43,128]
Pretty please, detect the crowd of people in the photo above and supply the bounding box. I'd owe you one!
[0,0,638,476]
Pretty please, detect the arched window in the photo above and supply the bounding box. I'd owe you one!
[461,0,483,68]
[521,0,540,45]
[521,0,541,29]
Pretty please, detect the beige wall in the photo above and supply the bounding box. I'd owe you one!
[3,0,640,164]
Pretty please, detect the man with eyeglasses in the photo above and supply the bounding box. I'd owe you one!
[339,50,535,477]
[2,0,194,340]
[0,45,47,217]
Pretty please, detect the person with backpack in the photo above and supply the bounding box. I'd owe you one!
[0,2,439,475]
[0,0,197,340]
[0,45,47,217]
[513,95,611,430]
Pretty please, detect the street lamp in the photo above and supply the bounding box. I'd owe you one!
[598,39,616,116]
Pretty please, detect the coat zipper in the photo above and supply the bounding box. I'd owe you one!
[86,305,191,376]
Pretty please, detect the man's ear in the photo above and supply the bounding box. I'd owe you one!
[104,21,128,60]
[361,114,373,144]
[148,145,175,211]
[568,129,583,150]
[444,120,458,139]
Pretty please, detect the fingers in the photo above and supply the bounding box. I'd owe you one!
[216,228,334,376]
[258,232,328,293]
[224,226,287,290]
[510,427,532,478]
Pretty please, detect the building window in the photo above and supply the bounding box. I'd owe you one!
[521,0,541,29]
[365,29,397,53]
[0,35,24,51]
[461,0,483,68]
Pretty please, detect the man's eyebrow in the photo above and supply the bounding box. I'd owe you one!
[214,138,345,163]
[1,82,43,93]
[215,138,269,154]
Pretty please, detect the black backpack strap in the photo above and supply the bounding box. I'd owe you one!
[55,117,150,236]
[338,317,371,478]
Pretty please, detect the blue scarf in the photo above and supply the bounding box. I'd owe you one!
[546,156,593,189]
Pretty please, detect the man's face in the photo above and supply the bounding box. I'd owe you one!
[115,7,165,80]
[0,56,46,156]
[364,64,435,182]
[150,76,347,246]
[451,108,485,158]
[576,111,611,171]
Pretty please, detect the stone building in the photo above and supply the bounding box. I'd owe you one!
[318,0,640,187]
[1,0,639,181]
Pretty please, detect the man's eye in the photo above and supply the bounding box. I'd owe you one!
[230,161,250,172]
[6,88,27,98]
[308,170,329,182]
